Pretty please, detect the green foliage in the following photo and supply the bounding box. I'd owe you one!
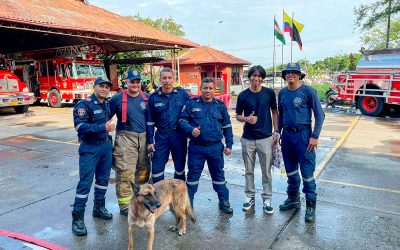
[310,82,332,100]
[354,0,400,31]
[360,18,400,49]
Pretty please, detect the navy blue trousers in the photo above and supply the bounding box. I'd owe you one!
[151,130,187,183]
[73,140,112,211]
[281,129,317,201]
[186,142,229,202]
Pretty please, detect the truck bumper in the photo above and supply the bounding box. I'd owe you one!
[0,93,35,107]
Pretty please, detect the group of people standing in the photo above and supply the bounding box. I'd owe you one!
[70,63,324,237]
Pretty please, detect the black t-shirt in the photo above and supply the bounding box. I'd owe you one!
[236,87,277,140]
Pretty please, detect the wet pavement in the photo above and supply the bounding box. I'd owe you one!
[0,105,399,249]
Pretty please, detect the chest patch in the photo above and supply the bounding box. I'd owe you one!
[140,101,147,110]
[77,108,86,117]
[93,109,103,114]
[155,102,165,107]
[293,97,303,107]
[191,108,202,112]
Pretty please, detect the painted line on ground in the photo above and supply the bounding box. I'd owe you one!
[314,115,361,178]
[318,179,400,194]
[0,131,78,145]
[0,229,67,250]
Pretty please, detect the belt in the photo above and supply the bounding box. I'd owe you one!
[157,128,177,133]
[283,126,311,133]
[191,141,220,147]
[81,135,112,145]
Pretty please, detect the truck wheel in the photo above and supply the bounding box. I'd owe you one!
[48,89,62,108]
[324,90,336,107]
[14,105,29,114]
[358,92,384,117]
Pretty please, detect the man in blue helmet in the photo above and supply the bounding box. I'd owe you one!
[109,69,150,216]
[147,67,190,183]
[278,62,325,223]
[179,77,234,214]
[72,77,115,236]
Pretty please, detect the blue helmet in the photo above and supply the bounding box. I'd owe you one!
[94,77,113,86]
[126,69,141,81]
[282,62,306,80]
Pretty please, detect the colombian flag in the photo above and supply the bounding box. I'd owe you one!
[283,11,304,37]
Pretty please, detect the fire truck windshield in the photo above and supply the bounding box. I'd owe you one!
[70,63,106,78]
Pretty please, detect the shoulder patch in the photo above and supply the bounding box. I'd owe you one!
[85,97,92,102]
[77,108,86,117]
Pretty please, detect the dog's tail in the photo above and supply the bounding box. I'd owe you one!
[185,193,196,223]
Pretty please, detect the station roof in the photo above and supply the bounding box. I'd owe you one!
[155,46,251,66]
[0,0,199,54]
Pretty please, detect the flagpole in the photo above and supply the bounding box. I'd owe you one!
[282,9,284,88]
[273,16,276,89]
[291,12,294,62]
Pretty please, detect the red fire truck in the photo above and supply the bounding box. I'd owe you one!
[0,69,34,113]
[334,48,400,116]
[14,57,108,108]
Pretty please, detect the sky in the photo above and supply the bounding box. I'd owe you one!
[90,0,377,68]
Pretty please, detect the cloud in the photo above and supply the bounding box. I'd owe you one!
[163,0,183,6]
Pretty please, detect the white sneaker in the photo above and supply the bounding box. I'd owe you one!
[242,197,255,211]
[263,199,274,214]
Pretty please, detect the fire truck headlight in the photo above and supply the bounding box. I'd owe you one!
[74,84,85,90]
[22,87,29,93]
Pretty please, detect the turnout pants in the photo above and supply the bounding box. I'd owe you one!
[186,142,229,202]
[73,140,112,211]
[240,137,273,200]
[113,131,150,210]
[151,130,187,183]
[281,129,317,200]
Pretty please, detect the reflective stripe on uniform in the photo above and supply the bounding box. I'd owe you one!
[287,170,299,176]
[75,123,83,131]
[222,124,232,128]
[118,196,132,205]
[75,193,89,199]
[212,180,226,185]
[175,170,185,176]
[186,180,199,185]
[302,176,315,182]
[95,184,107,190]
[147,122,155,125]
[152,171,164,178]
[178,118,188,123]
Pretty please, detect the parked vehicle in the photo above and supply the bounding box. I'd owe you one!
[324,85,354,108]
[0,69,34,113]
[333,48,400,116]
[14,57,108,108]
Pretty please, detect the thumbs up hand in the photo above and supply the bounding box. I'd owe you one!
[247,111,258,125]
[192,126,201,137]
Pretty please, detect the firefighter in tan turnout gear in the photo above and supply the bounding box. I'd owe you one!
[109,69,151,216]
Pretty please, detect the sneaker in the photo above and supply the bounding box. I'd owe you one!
[242,197,255,211]
[263,199,274,214]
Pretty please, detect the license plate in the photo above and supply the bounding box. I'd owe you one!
[10,101,18,106]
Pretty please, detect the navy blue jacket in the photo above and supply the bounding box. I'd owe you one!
[147,87,190,144]
[73,93,110,142]
[179,96,233,149]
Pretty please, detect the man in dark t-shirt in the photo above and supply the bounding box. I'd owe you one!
[236,65,279,215]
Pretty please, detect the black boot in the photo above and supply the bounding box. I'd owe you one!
[219,201,233,214]
[93,199,113,220]
[279,193,301,210]
[305,199,316,223]
[72,210,87,236]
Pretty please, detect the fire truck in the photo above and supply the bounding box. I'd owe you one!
[334,48,400,116]
[0,58,34,113]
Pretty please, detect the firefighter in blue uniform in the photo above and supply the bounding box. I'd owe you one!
[179,77,234,214]
[147,67,190,183]
[278,63,325,223]
[71,77,115,236]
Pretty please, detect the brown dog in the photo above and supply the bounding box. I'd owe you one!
[128,179,196,250]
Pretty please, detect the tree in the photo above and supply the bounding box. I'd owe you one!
[354,0,400,48]
[360,18,400,49]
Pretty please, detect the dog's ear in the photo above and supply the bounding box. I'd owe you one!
[131,183,140,196]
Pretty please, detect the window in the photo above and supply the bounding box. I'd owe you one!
[58,64,67,78]
[231,66,240,85]
[67,64,74,77]
[201,72,207,80]
[212,72,221,79]
[40,62,47,76]
[48,61,55,76]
